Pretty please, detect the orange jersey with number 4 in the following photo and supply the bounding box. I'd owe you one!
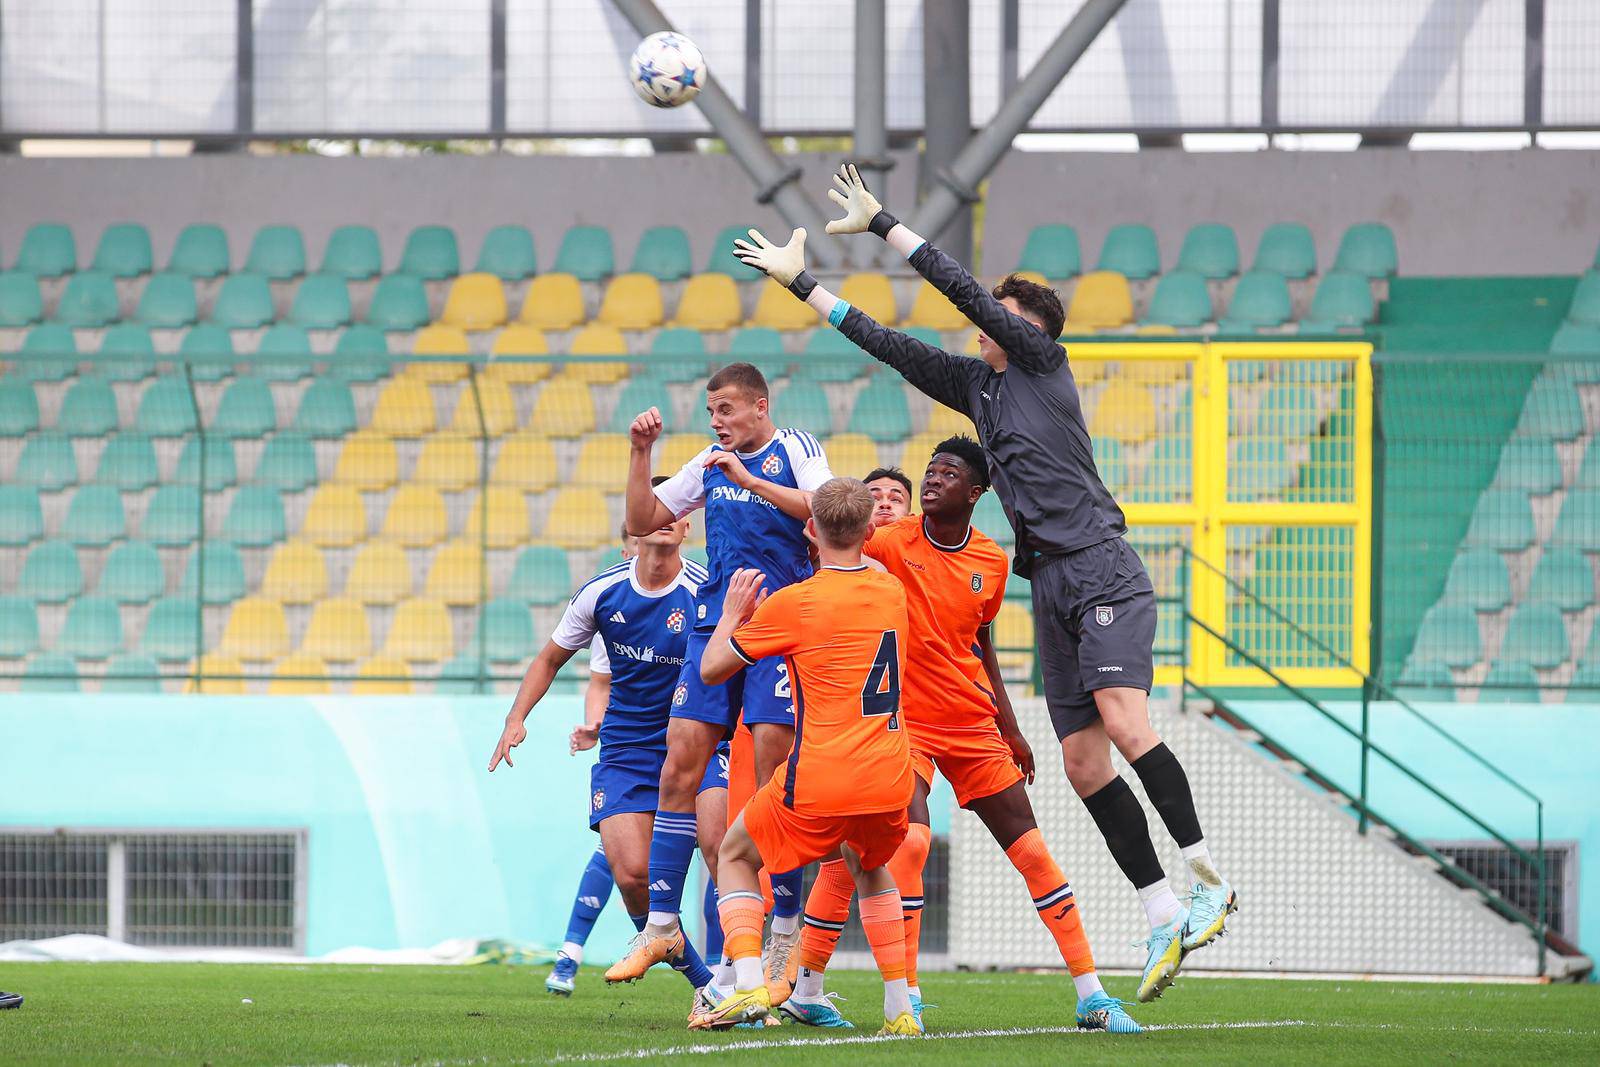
[864,517,1009,727]
[730,565,914,816]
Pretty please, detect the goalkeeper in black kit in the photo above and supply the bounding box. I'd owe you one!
[732,164,1237,1003]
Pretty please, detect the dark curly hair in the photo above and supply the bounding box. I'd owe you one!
[929,435,990,491]
[991,273,1065,341]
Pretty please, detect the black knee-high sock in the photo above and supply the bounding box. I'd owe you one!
[1081,776,1165,888]
[1129,743,1204,848]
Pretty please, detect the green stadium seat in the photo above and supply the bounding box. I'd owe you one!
[16,436,76,490]
[1411,603,1482,669]
[96,324,158,382]
[0,596,39,656]
[365,273,431,330]
[548,226,612,282]
[1127,436,1190,503]
[1493,437,1562,495]
[18,541,83,603]
[435,652,486,694]
[474,224,536,281]
[58,595,121,658]
[0,487,44,545]
[135,377,199,436]
[92,223,153,277]
[95,432,159,490]
[254,323,315,381]
[505,545,573,606]
[1176,223,1239,279]
[293,379,358,437]
[1257,383,1320,439]
[1395,657,1453,698]
[1549,321,1600,356]
[646,327,708,383]
[244,225,306,280]
[255,432,318,491]
[1093,438,1127,495]
[1528,547,1594,612]
[213,377,277,438]
[1564,271,1600,327]
[331,323,391,381]
[141,596,199,659]
[1095,224,1160,280]
[973,492,1012,545]
[177,323,237,383]
[0,379,39,435]
[1230,438,1292,500]
[54,270,120,327]
[847,377,912,442]
[1304,271,1374,328]
[178,541,247,604]
[773,379,832,433]
[1441,549,1511,612]
[482,597,535,661]
[1551,489,1600,550]
[1016,224,1081,279]
[289,273,352,328]
[1578,440,1600,489]
[167,224,230,278]
[210,272,275,328]
[222,485,287,547]
[22,653,78,691]
[136,272,198,327]
[1143,270,1212,328]
[607,374,675,433]
[63,485,126,546]
[1478,661,1541,702]
[727,327,789,380]
[320,225,383,280]
[0,270,43,326]
[1501,602,1569,669]
[1251,222,1316,278]
[1220,271,1292,331]
[57,377,118,437]
[141,486,200,545]
[631,225,692,281]
[15,223,76,276]
[398,225,460,280]
[707,224,763,281]
[1568,659,1600,701]
[1332,222,1398,278]
[98,541,164,604]
[102,652,162,693]
[17,324,79,383]
[800,329,869,383]
[1517,377,1585,440]
[1463,488,1535,551]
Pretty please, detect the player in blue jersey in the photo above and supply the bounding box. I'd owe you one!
[608,363,832,1004]
[489,497,728,1015]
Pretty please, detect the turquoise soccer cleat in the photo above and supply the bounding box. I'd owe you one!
[1136,908,1188,1003]
[910,991,923,1028]
[1182,880,1238,953]
[779,992,853,1028]
[1076,990,1142,1034]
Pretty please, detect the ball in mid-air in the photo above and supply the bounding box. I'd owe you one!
[629,31,706,109]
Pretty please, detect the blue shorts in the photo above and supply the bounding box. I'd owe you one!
[589,741,730,830]
[670,628,795,734]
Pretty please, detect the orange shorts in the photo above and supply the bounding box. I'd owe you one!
[909,720,1024,808]
[742,780,909,874]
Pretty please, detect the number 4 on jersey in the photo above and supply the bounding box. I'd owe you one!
[861,630,901,730]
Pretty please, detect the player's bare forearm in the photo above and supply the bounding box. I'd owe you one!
[506,640,577,726]
[754,482,813,522]
[583,672,609,727]
[979,623,1034,782]
[624,440,673,536]
[699,620,746,686]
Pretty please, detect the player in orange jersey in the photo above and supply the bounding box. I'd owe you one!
[695,477,922,1036]
[784,437,1141,1035]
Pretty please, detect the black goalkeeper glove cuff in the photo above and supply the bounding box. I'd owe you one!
[786,270,818,301]
[867,210,900,240]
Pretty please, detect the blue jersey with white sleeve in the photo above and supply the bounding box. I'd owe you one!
[653,428,832,632]
[550,556,707,750]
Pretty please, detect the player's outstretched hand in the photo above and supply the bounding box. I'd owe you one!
[569,723,599,755]
[825,162,884,235]
[732,227,807,287]
[1002,723,1036,785]
[488,719,527,771]
[629,407,664,451]
[722,567,768,624]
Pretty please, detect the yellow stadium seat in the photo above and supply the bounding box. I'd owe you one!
[839,273,897,323]
[487,324,552,383]
[821,433,881,479]
[906,280,968,330]
[491,431,557,492]
[573,436,632,489]
[345,541,412,604]
[183,655,245,695]
[218,596,290,661]
[414,435,479,491]
[300,596,373,661]
[962,330,981,355]
[750,281,816,330]
[1066,348,1108,386]
[897,431,948,472]
[440,272,508,330]
[406,324,471,382]
[370,376,437,437]
[518,272,585,330]
[268,653,330,695]
[1135,324,1178,337]
[527,378,595,438]
[332,430,399,490]
[672,273,742,331]
[925,401,973,436]
[424,539,486,605]
[463,486,531,549]
[1122,359,1189,386]
[597,273,664,330]
[380,484,448,547]
[382,598,453,662]
[1088,379,1157,443]
[301,485,368,547]
[353,656,412,694]
[564,325,629,384]
[656,433,711,475]
[450,376,516,436]
[543,487,611,548]
[1066,271,1133,330]
[260,541,328,604]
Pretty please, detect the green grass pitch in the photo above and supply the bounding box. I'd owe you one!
[2,962,1596,1065]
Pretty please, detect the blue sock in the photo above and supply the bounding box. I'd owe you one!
[646,810,699,921]
[630,912,647,932]
[630,912,713,988]
[770,868,803,919]
[561,846,615,947]
[702,880,724,960]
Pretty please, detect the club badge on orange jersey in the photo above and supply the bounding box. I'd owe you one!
[970,572,984,593]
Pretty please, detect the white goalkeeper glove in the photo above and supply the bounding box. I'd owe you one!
[825,162,898,238]
[732,227,817,299]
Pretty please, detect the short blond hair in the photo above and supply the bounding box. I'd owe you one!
[810,477,874,549]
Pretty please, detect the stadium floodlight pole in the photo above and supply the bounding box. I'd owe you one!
[853,0,892,193]
[877,0,1130,265]
[609,0,843,269]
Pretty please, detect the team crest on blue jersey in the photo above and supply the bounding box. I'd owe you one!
[673,684,689,707]
[970,572,984,593]
[666,608,685,633]
[761,452,783,477]
[591,789,606,813]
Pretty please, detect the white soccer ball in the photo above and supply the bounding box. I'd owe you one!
[628,31,707,109]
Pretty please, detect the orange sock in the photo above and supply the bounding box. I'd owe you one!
[1005,828,1096,977]
[799,859,854,972]
[885,822,931,987]
[718,891,766,965]
[857,887,907,983]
